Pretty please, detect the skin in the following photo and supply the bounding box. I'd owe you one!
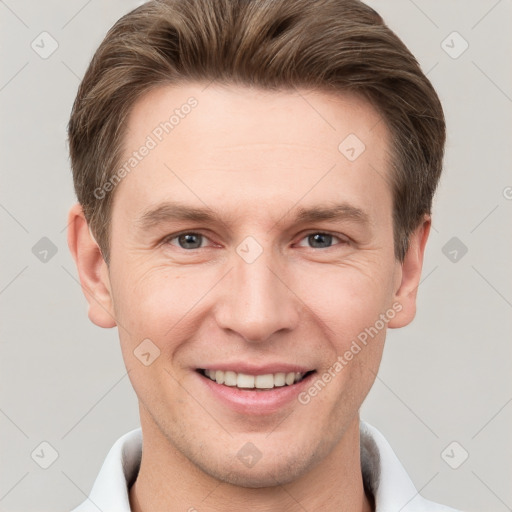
[68,84,430,512]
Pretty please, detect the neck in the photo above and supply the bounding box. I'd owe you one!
[129,413,373,512]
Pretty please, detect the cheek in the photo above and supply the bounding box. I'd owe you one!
[111,267,207,398]
[112,267,191,339]
[110,263,221,352]
[293,261,395,343]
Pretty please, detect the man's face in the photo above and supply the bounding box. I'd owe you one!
[101,84,409,486]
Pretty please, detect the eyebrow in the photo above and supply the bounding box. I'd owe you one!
[294,204,369,226]
[136,201,370,231]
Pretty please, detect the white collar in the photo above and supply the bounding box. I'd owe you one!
[71,421,459,512]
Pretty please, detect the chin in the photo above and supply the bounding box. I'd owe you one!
[204,460,308,489]
[193,442,326,490]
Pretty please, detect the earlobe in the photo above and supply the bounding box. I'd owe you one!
[388,216,431,329]
[67,203,117,328]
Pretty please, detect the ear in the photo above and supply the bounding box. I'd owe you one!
[388,215,431,329]
[67,203,117,328]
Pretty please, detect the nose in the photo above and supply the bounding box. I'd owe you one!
[214,249,301,343]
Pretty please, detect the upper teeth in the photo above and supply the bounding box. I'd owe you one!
[203,369,305,389]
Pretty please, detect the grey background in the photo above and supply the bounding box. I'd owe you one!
[1,1,511,511]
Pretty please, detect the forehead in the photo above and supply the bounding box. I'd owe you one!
[114,83,392,224]
[125,83,388,155]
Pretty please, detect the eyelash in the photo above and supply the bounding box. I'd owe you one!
[163,231,349,250]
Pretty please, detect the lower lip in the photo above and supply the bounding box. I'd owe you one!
[197,371,316,415]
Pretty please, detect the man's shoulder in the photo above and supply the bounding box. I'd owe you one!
[71,423,462,512]
[70,428,142,512]
[361,421,462,512]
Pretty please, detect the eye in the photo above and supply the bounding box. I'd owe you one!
[296,232,347,249]
[167,232,208,250]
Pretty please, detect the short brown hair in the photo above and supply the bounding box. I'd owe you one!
[68,0,445,263]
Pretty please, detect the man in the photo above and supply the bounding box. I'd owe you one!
[67,0,459,510]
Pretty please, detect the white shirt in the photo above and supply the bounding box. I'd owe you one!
[71,422,460,512]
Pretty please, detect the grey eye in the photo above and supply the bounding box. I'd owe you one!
[177,233,204,249]
[307,233,333,248]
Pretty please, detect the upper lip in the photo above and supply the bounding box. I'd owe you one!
[197,362,315,375]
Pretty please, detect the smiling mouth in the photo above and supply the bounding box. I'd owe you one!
[197,369,316,390]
